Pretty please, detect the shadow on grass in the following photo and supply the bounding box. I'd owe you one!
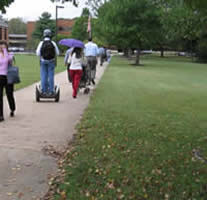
[130,63,145,67]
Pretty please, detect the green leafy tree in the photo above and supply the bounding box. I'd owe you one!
[27,38,39,51]
[184,0,207,9]
[0,0,14,13]
[71,8,90,41]
[97,0,162,65]
[8,18,26,34]
[32,12,55,40]
[86,0,108,16]
[156,0,200,56]
[57,34,69,53]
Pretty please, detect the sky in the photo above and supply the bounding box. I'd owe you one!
[2,0,87,22]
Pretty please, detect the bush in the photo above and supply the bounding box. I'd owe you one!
[56,34,69,55]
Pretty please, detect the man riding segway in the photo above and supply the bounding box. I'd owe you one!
[36,29,60,102]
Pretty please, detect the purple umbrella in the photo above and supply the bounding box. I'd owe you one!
[58,39,85,48]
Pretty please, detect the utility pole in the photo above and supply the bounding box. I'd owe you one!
[55,5,64,43]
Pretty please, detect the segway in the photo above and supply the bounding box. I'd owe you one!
[35,84,60,102]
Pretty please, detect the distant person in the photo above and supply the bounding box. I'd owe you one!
[6,48,16,118]
[99,46,107,66]
[68,47,83,98]
[106,49,111,62]
[36,29,59,95]
[0,41,15,122]
[84,38,99,85]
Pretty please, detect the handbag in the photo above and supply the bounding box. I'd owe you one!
[7,65,21,84]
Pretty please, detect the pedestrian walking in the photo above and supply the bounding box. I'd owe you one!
[36,29,59,96]
[99,46,107,66]
[0,41,15,122]
[6,51,16,117]
[84,38,99,85]
[68,47,83,98]
[106,49,111,62]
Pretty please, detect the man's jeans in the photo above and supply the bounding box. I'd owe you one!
[40,59,55,93]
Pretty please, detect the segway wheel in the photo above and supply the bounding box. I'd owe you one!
[36,85,40,102]
[55,89,60,102]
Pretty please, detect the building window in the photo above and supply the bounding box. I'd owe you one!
[4,28,7,40]
[0,28,2,40]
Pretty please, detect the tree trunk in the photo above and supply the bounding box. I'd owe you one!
[160,47,164,57]
[123,49,129,57]
[135,49,140,65]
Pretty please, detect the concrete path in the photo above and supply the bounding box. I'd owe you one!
[0,62,107,200]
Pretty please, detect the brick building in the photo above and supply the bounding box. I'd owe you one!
[27,19,75,40]
[0,18,8,42]
[9,34,27,49]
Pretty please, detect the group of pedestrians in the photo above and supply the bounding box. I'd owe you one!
[0,28,110,122]
[65,37,109,98]
[36,30,102,100]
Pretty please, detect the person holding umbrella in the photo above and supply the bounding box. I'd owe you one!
[59,39,85,98]
[68,47,83,98]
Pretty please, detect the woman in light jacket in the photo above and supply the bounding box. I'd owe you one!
[68,47,83,98]
[0,41,15,122]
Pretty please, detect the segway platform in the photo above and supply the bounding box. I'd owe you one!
[35,84,60,102]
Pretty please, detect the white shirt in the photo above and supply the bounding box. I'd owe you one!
[69,53,82,70]
[84,41,99,57]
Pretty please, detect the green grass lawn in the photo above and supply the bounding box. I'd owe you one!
[52,55,207,200]
[13,54,66,90]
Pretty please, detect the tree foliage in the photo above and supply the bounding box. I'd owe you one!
[50,0,78,7]
[96,0,162,64]
[71,8,90,41]
[86,0,207,62]
[32,12,55,40]
[184,0,207,9]
[8,18,26,34]
[158,1,202,51]
[0,0,14,13]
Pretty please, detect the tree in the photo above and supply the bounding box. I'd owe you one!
[97,0,162,65]
[0,0,14,13]
[184,0,207,9]
[86,0,108,16]
[50,0,78,7]
[155,0,199,56]
[32,12,55,40]
[71,8,90,41]
[8,18,26,34]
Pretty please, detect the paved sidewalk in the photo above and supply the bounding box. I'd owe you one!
[0,62,108,200]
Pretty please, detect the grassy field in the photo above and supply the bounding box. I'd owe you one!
[52,55,207,200]
[13,54,66,90]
